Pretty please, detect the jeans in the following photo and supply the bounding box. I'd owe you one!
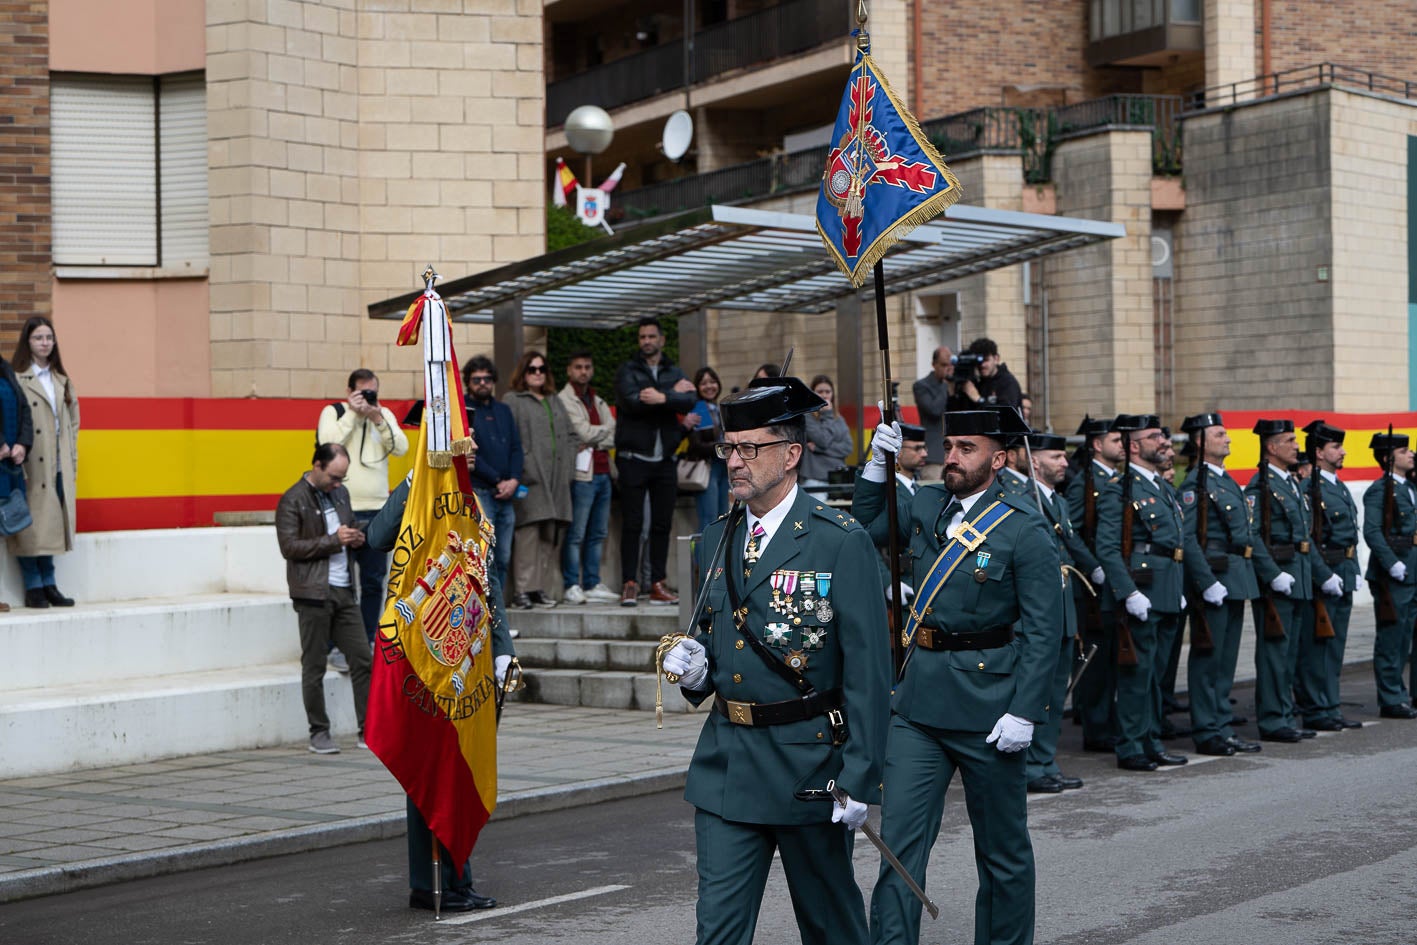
[563,473,611,589]
[17,554,55,590]
[475,488,516,592]
[617,456,678,586]
[351,509,386,644]
[694,460,729,532]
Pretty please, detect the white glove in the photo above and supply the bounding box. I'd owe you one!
[494,654,512,686]
[831,793,869,830]
[1270,572,1295,596]
[885,580,915,603]
[663,638,709,690]
[1320,573,1344,598]
[1124,590,1151,621]
[863,401,902,478]
[1390,561,1407,583]
[985,713,1034,752]
[1090,567,1105,587]
[1202,582,1227,607]
[1355,573,1365,591]
[1179,595,1187,612]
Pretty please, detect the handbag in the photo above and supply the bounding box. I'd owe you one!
[677,458,710,493]
[0,466,30,536]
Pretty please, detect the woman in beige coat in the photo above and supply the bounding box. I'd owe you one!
[9,317,79,608]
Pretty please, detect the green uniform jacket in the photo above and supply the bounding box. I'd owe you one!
[1065,461,1112,606]
[1313,472,1361,593]
[1246,466,1332,599]
[1036,487,1081,640]
[683,489,891,825]
[1362,474,1417,580]
[1178,465,1264,601]
[859,472,918,590]
[1095,468,1210,613]
[853,476,1064,730]
[998,467,1034,503]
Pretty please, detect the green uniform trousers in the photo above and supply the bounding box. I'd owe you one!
[1373,604,1416,709]
[694,808,865,945]
[1296,596,1350,723]
[1149,612,1182,745]
[1114,611,1173,760]
[1073,599,1117,745]
[870,715,1034,945]
[1188,599,1246,745]
[1024,635,1074,781]
[1250,596,1304,733]
[406,797,472,892]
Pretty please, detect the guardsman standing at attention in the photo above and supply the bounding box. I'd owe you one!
[853,408,1061,945]
[1245,418,1332,742]
[660,376,891,945]
[1361,429,1417,719]
[1095,414,1206,771]
[1176,413,1265,756]
[1299,420,1364,730]
[1066,416,1123,753]
[1022,431,1088,794]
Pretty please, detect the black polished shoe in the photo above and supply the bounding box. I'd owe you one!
[42,585,74,607]
[1337,716,1365,729]
[511,592,533,610]
[1380,704,1417,719]
[1226,736,1263,753]
[23,588,48,609]
[1053,774,1084,790]
[1082,736,1119,753]
[1195,736,1236,756]
[1027,776,1064,794]
[1229,714,1249,726]
[1260,728,1304,743]
[1297,728,1317,739]
[1147,750,1188,766]
[451,885,498,909]
[409,889,476,913]
[1165,700,1190,715]
[1117,754,1159,771]
[1305,718,1345,732]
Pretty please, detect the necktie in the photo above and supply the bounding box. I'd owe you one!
[744,522,766,578]
[941,499,962,540]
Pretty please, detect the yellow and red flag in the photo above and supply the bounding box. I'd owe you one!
[552,156,579,208]
[367,271,498,871]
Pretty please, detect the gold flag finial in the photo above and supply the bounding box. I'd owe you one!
[422,265,439,289]
[856,0,868,26]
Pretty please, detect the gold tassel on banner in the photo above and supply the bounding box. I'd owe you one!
[428,451,452,468]
[451,437,475,456]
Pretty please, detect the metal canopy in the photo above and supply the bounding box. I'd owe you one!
[367,204,1126,328]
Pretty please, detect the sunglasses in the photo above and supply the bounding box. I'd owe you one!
[526,365,547,375]
[468,375,494,383]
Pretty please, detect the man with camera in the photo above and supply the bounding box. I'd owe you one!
[953,338,1022,409]
[911,346,971,481]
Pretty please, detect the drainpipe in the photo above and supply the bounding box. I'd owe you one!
[1260,0,1272,94]
[912,0,922,108]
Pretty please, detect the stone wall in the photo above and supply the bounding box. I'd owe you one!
[0,0,51,341]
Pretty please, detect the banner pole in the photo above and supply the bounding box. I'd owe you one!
[874,260,904,676]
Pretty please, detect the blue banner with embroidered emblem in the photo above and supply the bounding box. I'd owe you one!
[901,499,1016,661]
[815,36,962,288]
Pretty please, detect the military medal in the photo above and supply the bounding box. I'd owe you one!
[770,570,786,612]
[785,649,808,672]
[765,622,792,647]
[802,627,827,649]
[973,568,988,583]
[815,572,834,621]
[799,571,817,615]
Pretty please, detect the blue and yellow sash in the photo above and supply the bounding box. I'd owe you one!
[902,500,1016,657]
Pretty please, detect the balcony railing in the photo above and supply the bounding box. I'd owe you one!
[1186,62,1417,113]
[547,0,851,127]
[1054,94,1185,175]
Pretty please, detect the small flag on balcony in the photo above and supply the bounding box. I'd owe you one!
[552,157,579,208]
[816,37,962,287]
[598,162,627,193]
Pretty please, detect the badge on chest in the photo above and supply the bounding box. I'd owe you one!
[768,568,835,622]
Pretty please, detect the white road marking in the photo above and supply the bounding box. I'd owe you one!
[436,884,631,926]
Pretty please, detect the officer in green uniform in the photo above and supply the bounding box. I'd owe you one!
[853,408,1062,945]
[1298,420,1364,730]
[1176,413,1265,756]
[862,422,927,599]
[1095,414,1209,771]
[1245,418,1333,741]
[1066,416,1122,752]
[1361,430,1417,719]
[1021,431,1087,794]
[661,376,891,945]
[997,434,1034,501]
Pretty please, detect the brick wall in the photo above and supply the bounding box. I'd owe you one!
[1263,1,1417,83]
[0,1,50,342]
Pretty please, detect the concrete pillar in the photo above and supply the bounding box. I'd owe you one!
[679,307,709,377]
[1204,0,1256,99]
[492,300,524,396]
[836,294,865,462]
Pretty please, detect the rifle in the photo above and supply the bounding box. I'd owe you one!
[1256,453,1287,639]
[1116,444,1140,667]
[1308,442,1336,641]
[1374,425,1400,623]
[1080,454,1104,636]
[1187,434,1215,653]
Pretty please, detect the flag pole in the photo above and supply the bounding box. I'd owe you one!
[874,259,904,677]
[431,830,442,920]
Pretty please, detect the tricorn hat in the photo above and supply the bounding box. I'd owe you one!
[1075,414,1112,438]
[988,405,1031,447]
[720,376,825,432]
[1252,418,1294,438]
[1180,412,1224,434]
[898,422,927,442]
[1026,432,1067,452]
[943,408,1030,445]
[1112,413,1160,433]
[1370,431,1410,453]
[1301,419,1345,448]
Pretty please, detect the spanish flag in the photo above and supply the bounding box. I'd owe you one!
[552,156,579,208]
[366,272,498,871]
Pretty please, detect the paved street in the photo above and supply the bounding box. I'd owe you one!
[3,662,1414,945]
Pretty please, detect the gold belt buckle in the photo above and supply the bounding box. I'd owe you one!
[954,521,987,552]
[1346,546,1357,559]
[1172,548,1184,562]
[1242,546,1252,558]
[726,700,755,726]
[1298,541,1310,554]
[1410,535,1417,548]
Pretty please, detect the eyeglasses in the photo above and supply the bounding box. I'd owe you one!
[526,365,547,375]
[714,439,791,461]
[468,374,494,384]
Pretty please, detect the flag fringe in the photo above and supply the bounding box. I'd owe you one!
[451,437,474,456]
[428,450,452,468]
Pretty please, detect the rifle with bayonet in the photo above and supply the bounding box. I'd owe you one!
[1116,445,1140,667]
[1256,453,1287,640]
[1308,441,1337,641]
[1374,424,1400,623]
[1187,435,1215,653]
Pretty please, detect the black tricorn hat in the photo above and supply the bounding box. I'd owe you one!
[1370,431,1409,452]
[1301,419,1345,447]
[943,408,1029,444]
[720,376,826,432]
[898,422,927,442]
[1026,432,1067,452]
[988,405,1031,446]
[1112,413,1160,432]
[1181,412,1224,434]
[1075,414,1112,437]
[1252,418,1294,438]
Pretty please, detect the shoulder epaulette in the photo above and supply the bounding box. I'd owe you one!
[813,503,861,531]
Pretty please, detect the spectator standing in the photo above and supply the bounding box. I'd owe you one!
[9,317,78,609]
[688,367,728,531]
[959,336,1023,408]
[463,356,523,593]
[614,317,696,607]
[800,374,852,499]
[557,350,619,604]
[0,349,33,613]
[316,369,408,645]
[504,350,575,609]
[911,346,968,481]
[275,443,371,754]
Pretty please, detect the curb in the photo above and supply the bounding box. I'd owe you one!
[0,767,687,904]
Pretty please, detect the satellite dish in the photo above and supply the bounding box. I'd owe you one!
[661,110,694,162]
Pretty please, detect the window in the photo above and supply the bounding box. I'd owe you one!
[50,72,208,272]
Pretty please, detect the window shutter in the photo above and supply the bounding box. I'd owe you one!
[159,75,209,272]
[51,75,158,266]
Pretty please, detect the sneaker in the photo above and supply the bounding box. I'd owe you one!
[584,583,619,603]
[620,581,639,607]
[648,581,679,605]
[527,590,557,609]
[328,649,350,674]
[563,585,587,605]
[308,731,340,754]
[356,732,368,749]
[512,592,533,610]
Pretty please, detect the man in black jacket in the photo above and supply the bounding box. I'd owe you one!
[959,337,1023,409]
[614,317,697,606]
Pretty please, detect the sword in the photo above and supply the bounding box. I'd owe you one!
[825,780,939,921]
[1065,642,1099,702]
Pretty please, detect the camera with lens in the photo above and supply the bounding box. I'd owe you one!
[949,352,984,384]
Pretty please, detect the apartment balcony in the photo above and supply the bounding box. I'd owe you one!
[1086,0,1203,68]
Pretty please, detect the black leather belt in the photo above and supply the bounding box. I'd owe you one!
[1387,533,1417,547]
[1270,541,1311,562]
[1321,543,1357,564]
[1207,541,1253,558]
[916,625,1014,652]
[713,688,843,727]
[1136,542,1183,561]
